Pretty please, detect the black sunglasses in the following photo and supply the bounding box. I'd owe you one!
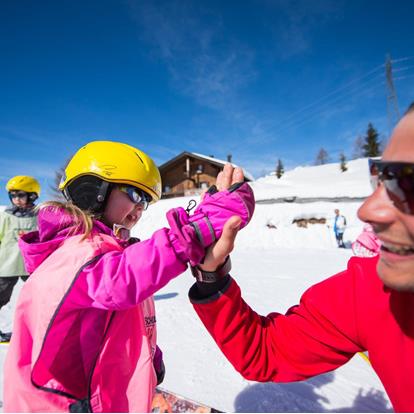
[369,159,414,214]
[9,191,28,199]
[118,185,151,210]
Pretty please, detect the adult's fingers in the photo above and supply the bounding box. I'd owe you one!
[232,167,244,185]
[217,215,241,253]
[200,216,241,271]
[215,170,224,189]
[217,163,234,191]
[215,164,245,191]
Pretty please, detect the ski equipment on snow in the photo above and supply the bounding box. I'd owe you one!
[152,387,221,413]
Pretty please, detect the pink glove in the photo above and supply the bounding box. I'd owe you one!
[167,182,255,265]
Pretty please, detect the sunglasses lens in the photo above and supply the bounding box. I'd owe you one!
[369,160,414,214]
[369,161,379,191]
[10,191,27,199]
[129,188,141,203]
[120,186,150,209]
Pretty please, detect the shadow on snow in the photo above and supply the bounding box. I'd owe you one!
[154,292,179,301]
[234,371,392,413]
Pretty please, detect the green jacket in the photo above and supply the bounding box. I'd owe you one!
[0,209,37,277]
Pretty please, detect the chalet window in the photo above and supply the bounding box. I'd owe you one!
[196,164,204,174]
[164,185,171,193]
[200,181,209,190]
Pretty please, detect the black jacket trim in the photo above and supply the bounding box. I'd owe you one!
[188,275,233,304]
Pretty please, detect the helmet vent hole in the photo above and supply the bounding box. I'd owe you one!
[134,152,145,165]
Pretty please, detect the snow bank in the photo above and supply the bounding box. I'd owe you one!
[252,158,372,201]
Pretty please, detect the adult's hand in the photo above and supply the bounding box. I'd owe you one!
[200,216,241,271]
[199,163,244,271]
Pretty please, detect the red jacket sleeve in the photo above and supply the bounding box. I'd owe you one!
[190,262,364,383]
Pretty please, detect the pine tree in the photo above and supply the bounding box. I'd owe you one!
[362,123,381,157]
[275,159,284,179]
[315,148,329,165]
[339,152,348,172]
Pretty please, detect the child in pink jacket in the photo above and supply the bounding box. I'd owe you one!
[352,223,381,257]
[4,140,254,413]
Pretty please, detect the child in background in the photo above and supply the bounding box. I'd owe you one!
[4,140,254,412]
[0,175,39,342]
[352,223,381,257]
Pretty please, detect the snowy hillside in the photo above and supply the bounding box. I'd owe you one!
[252,158,372,201]
[0,158,392,412]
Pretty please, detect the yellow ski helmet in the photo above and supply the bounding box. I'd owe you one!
[6,175,41,196]
[59,141,161,211]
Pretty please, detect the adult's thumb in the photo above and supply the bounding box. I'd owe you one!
[222,216,242,241]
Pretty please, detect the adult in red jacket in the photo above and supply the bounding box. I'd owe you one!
[190,104,414,413]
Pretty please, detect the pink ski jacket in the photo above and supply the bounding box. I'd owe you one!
[352,224,381,256]
[4,206,188,412]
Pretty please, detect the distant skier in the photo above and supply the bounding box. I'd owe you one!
[0,175,39,343]
[3,141,254,412]
[333,208,346,248]
[352,223,381,257]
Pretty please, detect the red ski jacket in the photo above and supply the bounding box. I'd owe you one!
[190,256,414,412]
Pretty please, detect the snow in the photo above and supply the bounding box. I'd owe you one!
[252,158,372,200]
[0,158,393,412]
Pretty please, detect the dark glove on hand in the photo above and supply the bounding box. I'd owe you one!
[154,345,166,385]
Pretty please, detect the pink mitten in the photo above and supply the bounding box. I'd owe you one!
[167,182,255,265]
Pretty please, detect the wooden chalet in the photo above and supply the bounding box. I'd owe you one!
[159,152,254,198]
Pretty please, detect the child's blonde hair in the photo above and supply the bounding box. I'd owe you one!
[38,201,95,240]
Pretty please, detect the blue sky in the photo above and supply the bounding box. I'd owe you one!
[1,0,413,204]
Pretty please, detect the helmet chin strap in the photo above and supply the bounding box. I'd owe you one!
[113,223,131,241]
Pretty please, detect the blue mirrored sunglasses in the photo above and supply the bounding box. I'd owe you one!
[118,185,151,210]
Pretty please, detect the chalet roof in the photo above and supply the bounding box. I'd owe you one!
[159,151,254,181]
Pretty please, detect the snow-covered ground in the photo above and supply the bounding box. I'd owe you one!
[0,158,393,412]
[252,158,372,201]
